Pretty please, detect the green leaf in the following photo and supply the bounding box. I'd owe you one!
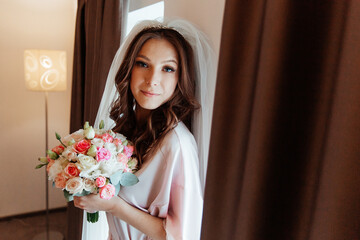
[114,183,121,196]
[55,132,61,140]
[63,190,74,202]
[120,172,139,186]
[35,163,46,169]
[110,171,123,185]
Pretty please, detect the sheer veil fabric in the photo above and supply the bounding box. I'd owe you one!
[82,18,216,240]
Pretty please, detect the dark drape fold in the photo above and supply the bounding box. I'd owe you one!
[70,0,125,130]
[202,1,360,240]
[68,1,127,239]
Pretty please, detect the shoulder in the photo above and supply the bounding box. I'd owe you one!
[160,122,197,154]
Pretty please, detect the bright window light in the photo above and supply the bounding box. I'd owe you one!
[126,1,164,36]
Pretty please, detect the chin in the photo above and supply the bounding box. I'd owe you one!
[138,102,160,111]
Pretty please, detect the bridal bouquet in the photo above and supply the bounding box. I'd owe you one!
[36,121,139,223]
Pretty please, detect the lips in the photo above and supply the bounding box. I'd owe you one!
[141,90,159,97]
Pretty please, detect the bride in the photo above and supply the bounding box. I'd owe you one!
[74,18,215,240]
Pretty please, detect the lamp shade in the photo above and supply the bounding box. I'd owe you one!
[24,49,67,91]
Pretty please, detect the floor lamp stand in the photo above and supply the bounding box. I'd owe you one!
[33,92,63,240]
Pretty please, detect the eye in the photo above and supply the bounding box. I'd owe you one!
[135,61,148,68]
[163,66,176,73]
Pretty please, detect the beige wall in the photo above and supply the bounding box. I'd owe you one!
[0,0,76,217]
[165,0,225,58]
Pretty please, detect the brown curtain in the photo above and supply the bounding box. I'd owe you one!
[67,0,127,239]
[202,1,360,240]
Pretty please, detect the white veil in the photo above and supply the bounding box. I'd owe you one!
[82,18,216,240]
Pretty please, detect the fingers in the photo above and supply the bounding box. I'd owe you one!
[73,196,84,209]
[73,195,99,212]
[73,196,90,210]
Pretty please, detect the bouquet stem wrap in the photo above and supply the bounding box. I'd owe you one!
[87,211,99,223]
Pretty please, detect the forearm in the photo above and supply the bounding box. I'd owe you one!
[109,196,167,240]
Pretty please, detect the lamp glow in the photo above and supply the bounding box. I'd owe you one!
[24,50,66,91]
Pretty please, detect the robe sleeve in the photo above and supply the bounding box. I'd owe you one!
[162,127,204,240]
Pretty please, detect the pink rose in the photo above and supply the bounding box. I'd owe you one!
[96,176,107,188]
[99,184,115,200]
[54,172,68,189]
[73,140,91,154]
[96,147,111,162]
[101,133,113,143]
[64,163,80,177]
[52,145,65,155]
[124,145,134,158]
[117,153,128,164]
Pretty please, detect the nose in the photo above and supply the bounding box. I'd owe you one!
[146,69,159,86]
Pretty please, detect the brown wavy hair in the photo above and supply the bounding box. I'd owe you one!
[110,27,200,165]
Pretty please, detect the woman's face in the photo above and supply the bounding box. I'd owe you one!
[130,38,179,112]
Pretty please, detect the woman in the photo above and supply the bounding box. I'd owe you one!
[75,19,215,240]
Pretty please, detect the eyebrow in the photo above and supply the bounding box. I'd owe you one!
[137,54,178,65]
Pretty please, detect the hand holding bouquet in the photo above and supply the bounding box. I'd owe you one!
[36,121,139,223]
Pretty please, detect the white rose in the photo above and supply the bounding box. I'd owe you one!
[48,161,63,180]
[116,144,124,153]
[63,130,84,144]
[91,138,104,148]
[62,147,77,161]
[79,166,101,179]
[65,177,84,194]
[104,142,117,154]
[77,154,97,170]
[114,133,127,142]
[83,178,97,193]
[100,160,122,177]
[94,128,106,135]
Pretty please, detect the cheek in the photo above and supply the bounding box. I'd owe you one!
[167,77,178,96]
[130,75,140,95]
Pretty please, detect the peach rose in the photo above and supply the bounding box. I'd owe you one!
[117,153,128,164]
[52,145,65,155]
[54,172,68,189]
[73,140,91,154]
[64,163,80,178]
[113,138,122,146]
